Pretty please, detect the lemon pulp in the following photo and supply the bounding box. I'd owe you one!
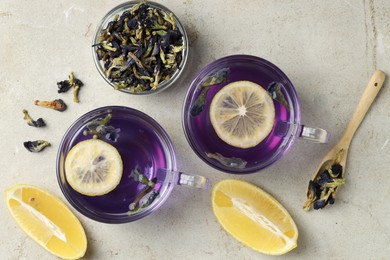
[5,184,87,259]
[212,179,298,255]
[209,80,275,148]
[65,139,123,196]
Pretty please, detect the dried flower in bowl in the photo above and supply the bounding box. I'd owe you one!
[92,0,188,94]
[303,151,345,211]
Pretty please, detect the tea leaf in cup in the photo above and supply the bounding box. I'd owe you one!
[267,82,290,111]
[190,68,230,117]
[206,152,247,169]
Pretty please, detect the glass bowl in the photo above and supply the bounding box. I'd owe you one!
[182,55,301,174]
[92,1,189,95]
[56,106,178,223]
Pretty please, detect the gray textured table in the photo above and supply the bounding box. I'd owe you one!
[1,1,389,259]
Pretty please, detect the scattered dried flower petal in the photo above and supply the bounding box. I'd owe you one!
[34,99,67,112]
[304,163,345,211]
[22,109,45,127]
[23,140,51,153]
[57,72,84,103]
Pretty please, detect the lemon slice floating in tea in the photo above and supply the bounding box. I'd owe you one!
[65,139,123,196]
[212,179,298,255]
[209,80,275,148]
[5,184,87,259]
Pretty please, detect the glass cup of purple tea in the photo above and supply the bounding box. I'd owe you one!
[57,106,208,223]
[182,55,330,174]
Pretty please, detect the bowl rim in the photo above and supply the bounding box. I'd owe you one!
[56,105,178,223]
[91,1,189,95]
[181,54,301,174]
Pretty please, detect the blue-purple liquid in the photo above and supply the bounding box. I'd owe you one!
[65,113,169,215]
[187,63,292,172]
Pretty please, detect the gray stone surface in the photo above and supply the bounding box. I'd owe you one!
[0,0,389,259]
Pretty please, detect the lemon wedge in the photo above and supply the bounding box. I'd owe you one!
[5,184,87,259]
[65,139,123,196]
[212,179,298,255]
[209,80,275,148]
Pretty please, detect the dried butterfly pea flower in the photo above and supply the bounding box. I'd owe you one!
[57,72,84,103]
[303,180,322,211]
[34,99,67,112]
[85,125,121,142]
[128,166,160,212]
[73,84,82,103]
[139,186,160,209]
[83,114,121,142]
[87,114,112,129]
[330,164,343,178]
[190,68,230,117]
[206,152,247,169]
[130,167,156,187]
[94,0,185,93]
[267,81,290,111]
[318,170,333,186]
[57,80,72,93]
[327,194,335,205]
[200,68,230,88]
[313,198,327,210]
[101,126,121,142]
[23,140,51,153]
[22,109,45,127]
[323,177,345,189]
[313,185,339,210]
[303,163,345,211]
[190,86,211,117]
[128,184,154,211]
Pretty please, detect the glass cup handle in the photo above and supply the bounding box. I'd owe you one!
[299,125,330,143]
[177,172,209,189]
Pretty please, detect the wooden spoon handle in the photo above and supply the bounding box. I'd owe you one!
[342,70,386,144]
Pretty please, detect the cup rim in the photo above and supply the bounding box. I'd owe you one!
[181,54,301,174]
[56,106,177,223]
[91,1,189,95]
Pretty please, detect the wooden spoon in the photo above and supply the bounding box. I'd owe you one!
[304,70,386,210]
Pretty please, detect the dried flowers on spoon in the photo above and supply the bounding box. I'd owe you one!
[93,0,185,93]
[303,150,345,211]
